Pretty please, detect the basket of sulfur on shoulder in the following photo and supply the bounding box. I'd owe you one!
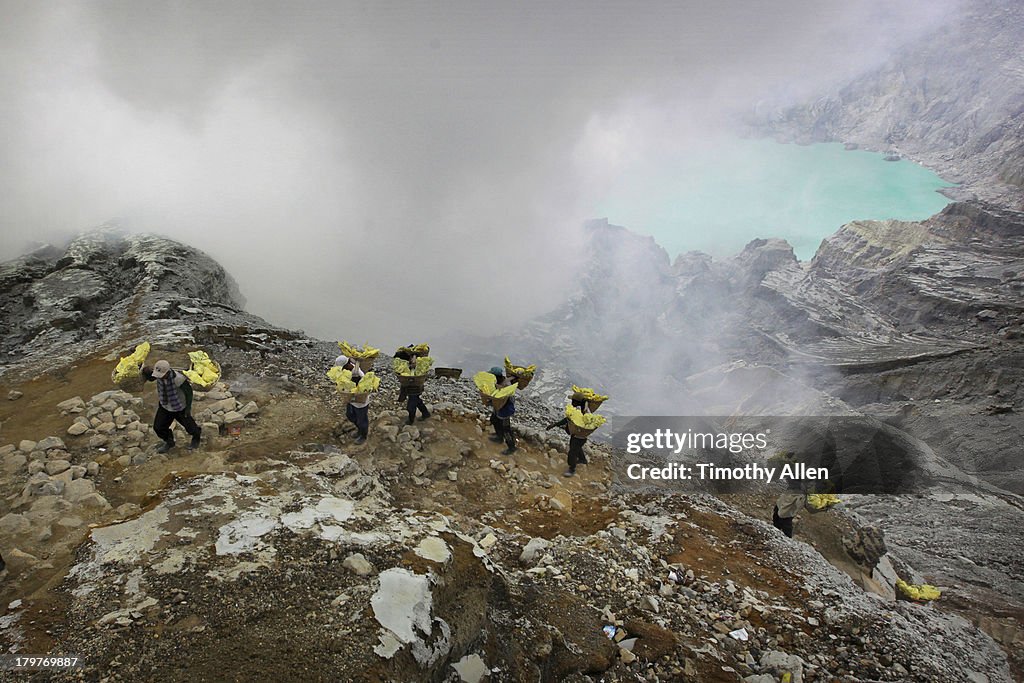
[111,341,152,391]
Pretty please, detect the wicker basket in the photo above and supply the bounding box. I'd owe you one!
[567,422,597,439]
[434,367,462,379]
[357,357,375,372]
[586,398,605,413]
[399,374,428,389]
[111,369,145,392]
[339,391,371,406]
[479,391,493,407]
[515,374,533,389]
[490,395,509,411]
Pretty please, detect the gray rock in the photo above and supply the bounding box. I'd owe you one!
[0,444,15,457]
[56,396,86,413]
[63,478,96,502]
[36,436,66,451]
[0,513,31,536]
[67,422,89,436]
[223,411,245,424]
[8,390,23,400]
[88,434,108,449]
[43,459,71,475]
[238,401,259,417]
[3,453,27,472]
[18,440,37,453]
[519,537,551,566]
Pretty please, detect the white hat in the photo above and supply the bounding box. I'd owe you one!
[334,355,349,367]
[152,360,171,378]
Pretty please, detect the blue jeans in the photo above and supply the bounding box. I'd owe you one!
[346,403,369,438]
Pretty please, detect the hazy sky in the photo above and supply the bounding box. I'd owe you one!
[0,1,960,347]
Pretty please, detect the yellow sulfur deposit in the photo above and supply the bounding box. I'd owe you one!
[393,356,433,376]
[807,494,842,510]
[327,366,356,392]
[504,356,537,378]
[337,341,381,360]
[474,371,497,394]
[331,370,360,393]
[493,382,517,399]
[355,372,381,393]
[113,342,151,382]
[571,385,609,402]
[896,580,941,601]
[397,343,431,357]
[566,405,607,430]
[182,350,221,389]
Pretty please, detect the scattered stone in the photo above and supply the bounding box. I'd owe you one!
[342,553,375,576]
[64,478,97,502]
[56,397,86,413]
[8,390,23,401]
[0,513,31,536]
[67,422,89,436]
[4,548,40,575]
[18,440,37,453]
[36,436,66,451]
[519,537,551,566]
[44,460,71,476]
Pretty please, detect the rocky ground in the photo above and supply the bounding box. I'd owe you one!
[0,231,1017,681]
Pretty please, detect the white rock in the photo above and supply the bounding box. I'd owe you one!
[67,422,89,436]
[371,568,433,645]
[519,537,551,565]
[342,553,375,576]
[452,654,489,683]
[414,536,451,563]
[18,440,37,453]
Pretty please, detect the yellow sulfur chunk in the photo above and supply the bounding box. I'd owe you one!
[337,341,380,360]
[807,494,842,510]
[566,405,607,430]
[896,580,941,601]
[571,385,609,402]
[113,342,151,382]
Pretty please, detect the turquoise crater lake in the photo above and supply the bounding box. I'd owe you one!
[593,139,955,261]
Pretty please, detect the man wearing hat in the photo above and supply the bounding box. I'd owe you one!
[488,366,517,455]
[334,354,370,444]
[142,359,202,453]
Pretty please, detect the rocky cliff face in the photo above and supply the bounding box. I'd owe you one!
[756,0,1024,209]
[452,202,1024,674]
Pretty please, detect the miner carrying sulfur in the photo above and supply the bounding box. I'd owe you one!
[488,366,517,455]
[335,354,370,444]
[142,359,202,453]
[772,477,825,538]
[546,395,591,477]
[395,347,431,425]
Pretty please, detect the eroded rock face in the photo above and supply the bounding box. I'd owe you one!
[0,227,247,372]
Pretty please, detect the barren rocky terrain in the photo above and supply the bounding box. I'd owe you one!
[0,230,1018,682]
